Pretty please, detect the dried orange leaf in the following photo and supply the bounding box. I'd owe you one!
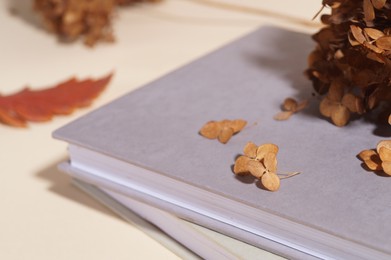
[364,28,384,40]
[264,152,277,173]
[256,143,279,161]
[331,105,350,127]
[0,73,112,127]
[381,161,391,176]
[243,142,258,158]
[218,126,234,144]
[199,121,221,139]
[273,111,293,121]
[233,156,251,175]
[261,172,280,192]
[371,0,386,9]
[229,119,247,133]
[375,36,391,51]
[247,160,265,179]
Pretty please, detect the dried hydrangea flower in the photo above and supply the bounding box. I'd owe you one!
[233,142,299,192]
[306,0,391,126]
[199,119,247,144]
[274,97,309,121]
[358,140,391,175]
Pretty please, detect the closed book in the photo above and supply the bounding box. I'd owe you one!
[54,26,391,259]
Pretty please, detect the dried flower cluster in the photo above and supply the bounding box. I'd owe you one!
[306,0,391,126]
[274,97,308,121]
[233,142,300,191]
[34,0,161,46]
[358,140,391,175]
[199,119,247,144]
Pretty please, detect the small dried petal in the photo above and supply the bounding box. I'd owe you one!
[341,93,358,113]
[363,41,384,53]
[273,111,293,121]
[296,99,309,111]
[388,114,391,125]
[328,81,344,102]
[366,52,385,63]
[371,0,386,9]
[350,25,366,44]
[218,126,234,144]
[243,142,258,158]
[378,146,391,162]
[261,172,280,192]
[358,149,377,161]
[247,160,266,179]
[282,98,298,111]
[229,119,247,133]
[264,153,277,173]
[256,143,279,161]
[199,121,221,139]
[376,140,391,155]
[319,97,335,117]
[381,161,391,176]
[233,156,251,175]
[363,0,375,22]
[331,104,350,127]
[375,36,391,51]
[364,28,384,40]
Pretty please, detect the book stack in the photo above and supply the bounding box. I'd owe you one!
[53,26,391,259]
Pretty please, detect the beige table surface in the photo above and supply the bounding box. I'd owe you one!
[0,1,322,259]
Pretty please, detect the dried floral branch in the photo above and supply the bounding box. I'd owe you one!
[0,73,112,127]
[199,119,247,144]
[233,142,301,192]
[34,0,161,46]
[306,0,391,126]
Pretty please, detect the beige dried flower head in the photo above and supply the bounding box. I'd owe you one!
[199,119,247,144]
[233,142,300,192]
[274,97,309,121]
[358,140,391,176]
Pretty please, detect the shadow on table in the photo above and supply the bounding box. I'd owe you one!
[36,158,123,221]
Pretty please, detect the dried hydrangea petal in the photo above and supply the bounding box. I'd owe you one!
[243,142,258,158]
[247,160,266,179]
[230,119,247,133]
[371,0,387,9]
[350,25,366,44]
[328,81,344,101]
[378,146,391,162]
[218,126,234,144]
[358,149,377,161]
[256,143,279,161]
[199,121,221,139]
[261,172,280,192]
[363,0,375,22]
[282,98,298,111]
[319,97,335,117]
[331,104,350,127]
[364,28,384,40]
[376,140,391,154]
[381,161,391,176]
[264,153,277,173]
[375,36,391,51]
[233,156,251,175]
[363,154,383,171]
[341,93,359,113]
[273,111,293,121]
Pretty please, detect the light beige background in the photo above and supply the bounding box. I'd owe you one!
[0,0,322,259]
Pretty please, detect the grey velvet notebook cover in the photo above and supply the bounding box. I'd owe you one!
[54,26,391,259]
